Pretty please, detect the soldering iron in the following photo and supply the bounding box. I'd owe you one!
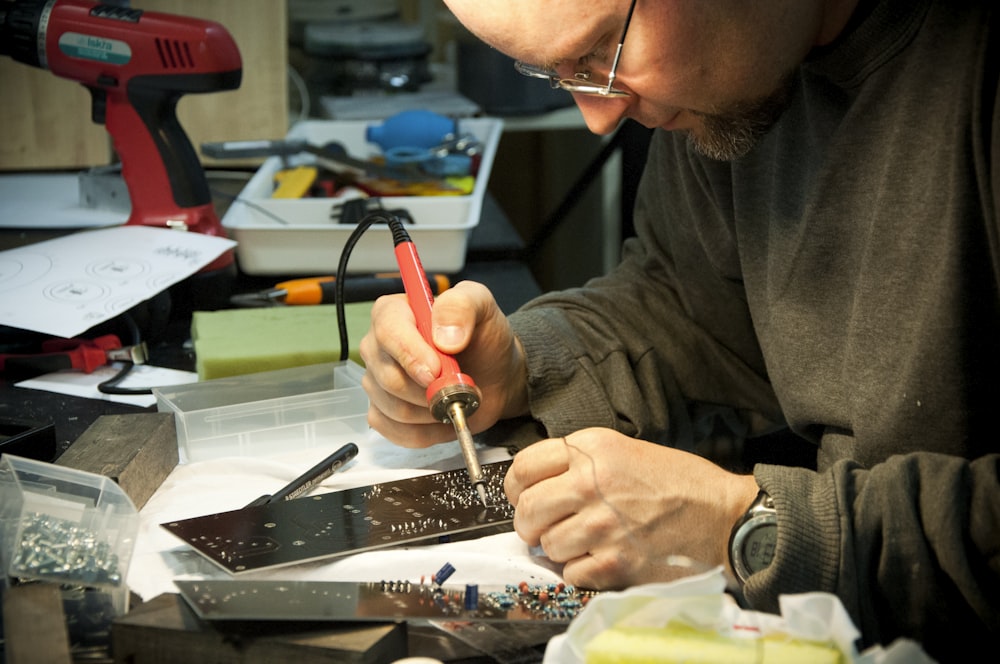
[0,0,242,270]
[334,211,488,507]
[391,221,488,507]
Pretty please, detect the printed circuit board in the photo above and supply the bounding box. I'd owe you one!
[162,460,514,574]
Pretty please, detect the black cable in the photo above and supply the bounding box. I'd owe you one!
[96,314,151,395]
[335,210,404,361]
[96,361,146,395]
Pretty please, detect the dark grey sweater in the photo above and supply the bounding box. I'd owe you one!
[506,0,999,657]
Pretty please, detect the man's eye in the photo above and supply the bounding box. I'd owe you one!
[577,48,609,69]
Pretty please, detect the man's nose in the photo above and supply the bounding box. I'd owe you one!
[575,97,630,135]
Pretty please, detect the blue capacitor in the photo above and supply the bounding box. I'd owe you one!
[464,583,479,610]
[432,561,456,585]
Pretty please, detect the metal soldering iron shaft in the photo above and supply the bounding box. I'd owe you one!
[447,400,488,507]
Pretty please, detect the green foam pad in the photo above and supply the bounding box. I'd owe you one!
[191,303,372,380]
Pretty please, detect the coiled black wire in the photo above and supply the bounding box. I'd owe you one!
[335,211,407,362]
[97,313,150,395]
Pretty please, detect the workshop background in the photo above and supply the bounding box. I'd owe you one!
[0,0,650,292]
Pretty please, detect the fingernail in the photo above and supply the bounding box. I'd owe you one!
[415,365,436,386]
[434,324,464,348]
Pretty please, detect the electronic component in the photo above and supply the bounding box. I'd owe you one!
[174,577,598,624]
[162,460,514,574]
[432,562,457,586]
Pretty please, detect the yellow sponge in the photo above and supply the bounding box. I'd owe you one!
[191,303,372,380]
[584,624,843,664]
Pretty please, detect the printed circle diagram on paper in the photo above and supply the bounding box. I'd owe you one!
[3,253,158,315]
[0,227,235,338]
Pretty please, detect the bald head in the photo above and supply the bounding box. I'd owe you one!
[445,0,861,156]
[445,0,618,68]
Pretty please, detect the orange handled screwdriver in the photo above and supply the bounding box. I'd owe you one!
[390,223,488,506]
[232,273,450,307]
[275,273,450,305]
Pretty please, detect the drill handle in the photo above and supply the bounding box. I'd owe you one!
[136,86,205,194]
[99,70,239,239]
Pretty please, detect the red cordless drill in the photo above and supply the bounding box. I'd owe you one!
[0,0,241,269]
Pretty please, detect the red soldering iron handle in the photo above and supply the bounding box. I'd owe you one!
[393,240,481,420]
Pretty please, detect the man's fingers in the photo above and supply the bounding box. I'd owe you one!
[504,436,574,503]
[359,344,430,410]
[431,281,497,354]
[361,372,435,423]
[366,402,463,449]
[365,293,440,387]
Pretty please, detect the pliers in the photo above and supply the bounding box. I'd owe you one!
[0,334,148,378]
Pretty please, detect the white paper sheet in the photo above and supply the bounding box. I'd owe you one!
[16,363,198,408]
[0,226,236,337]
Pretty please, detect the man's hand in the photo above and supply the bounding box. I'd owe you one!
[504,428,761,589]
[359,280,528,448]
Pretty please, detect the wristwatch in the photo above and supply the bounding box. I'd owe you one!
[729,489,777,585]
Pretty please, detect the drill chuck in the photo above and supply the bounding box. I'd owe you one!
[0,0,48,66]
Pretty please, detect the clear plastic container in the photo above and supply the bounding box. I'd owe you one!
[153,361,368,463]
[0,454,138,591]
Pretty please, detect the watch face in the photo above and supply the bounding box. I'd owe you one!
[741,522,777,573]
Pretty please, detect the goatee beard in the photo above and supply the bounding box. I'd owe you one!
[687,72,797,161]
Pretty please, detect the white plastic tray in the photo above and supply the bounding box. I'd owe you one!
[221,116,503,275]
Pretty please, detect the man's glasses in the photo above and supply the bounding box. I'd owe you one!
[514,0,637,98]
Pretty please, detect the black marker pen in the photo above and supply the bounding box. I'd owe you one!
[244,442,359,508]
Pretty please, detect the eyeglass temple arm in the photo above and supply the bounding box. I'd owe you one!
[605,0,638,93]
[605,44,625,92]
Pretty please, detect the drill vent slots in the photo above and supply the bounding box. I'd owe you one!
[154,38,195,69]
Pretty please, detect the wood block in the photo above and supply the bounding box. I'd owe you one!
[111,593,408,664]
[2,584,73,664]
[56,413,179,510]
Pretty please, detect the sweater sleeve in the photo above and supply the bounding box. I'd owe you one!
[745,19,1000,654]
[748,454,1000,656]
[508,131,784,451]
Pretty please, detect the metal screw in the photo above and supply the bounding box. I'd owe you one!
[9,513,124,586]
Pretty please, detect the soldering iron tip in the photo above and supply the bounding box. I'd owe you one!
[476,483,488,508]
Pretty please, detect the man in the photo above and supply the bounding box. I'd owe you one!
[360,0,999,657]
